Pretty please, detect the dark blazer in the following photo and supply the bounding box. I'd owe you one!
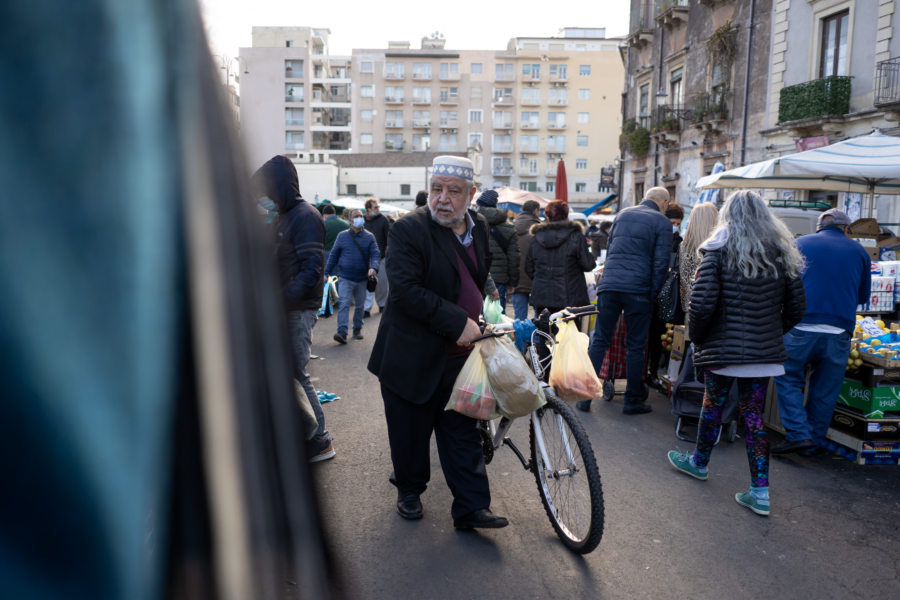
[690,247,806,368]
[367,209,492,402]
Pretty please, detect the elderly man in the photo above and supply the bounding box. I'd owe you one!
[367,156,508,530]
[773,209,871,456]
[578,187,673,415]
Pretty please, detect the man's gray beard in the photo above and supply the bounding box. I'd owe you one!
[429,203,465,228]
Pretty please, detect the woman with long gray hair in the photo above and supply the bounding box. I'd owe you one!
[666,190,806,517]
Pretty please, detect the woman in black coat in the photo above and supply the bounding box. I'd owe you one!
[525,200,595,318]
[666,191,806,518]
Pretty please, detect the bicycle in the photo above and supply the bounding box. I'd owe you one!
[472,305,604,554]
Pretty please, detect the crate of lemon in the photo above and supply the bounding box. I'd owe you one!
[850,317,900,371]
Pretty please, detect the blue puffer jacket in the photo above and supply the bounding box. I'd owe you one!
[251,155,325,311]
[597,200,672,298]
[325,228,380,282]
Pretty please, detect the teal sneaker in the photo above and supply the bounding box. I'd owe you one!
[735,490,770,516]
[667,450,708,481]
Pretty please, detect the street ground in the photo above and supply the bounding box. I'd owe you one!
[306,310,900,600]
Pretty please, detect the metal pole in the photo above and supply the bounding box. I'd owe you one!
[740,0,757,166]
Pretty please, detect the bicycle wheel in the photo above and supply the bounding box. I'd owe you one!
[529,390,604,554]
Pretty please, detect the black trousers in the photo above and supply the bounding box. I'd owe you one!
[381,354,491,519]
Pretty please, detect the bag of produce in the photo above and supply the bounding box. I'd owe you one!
[446,344,499,420]
[548,321,603,402]
[481,334,545,419]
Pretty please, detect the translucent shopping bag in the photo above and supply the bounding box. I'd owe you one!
[548,321,603,402]
[482,297,505,324]
[446,344,499,420]
[480,334,545,419]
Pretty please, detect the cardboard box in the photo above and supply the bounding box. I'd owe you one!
[850,218,879,236]
[830,405,900,440]
[837,378,900,414]
[670,325,686,360]
[823,428,900,464]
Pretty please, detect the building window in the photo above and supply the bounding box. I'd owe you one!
[285,131,304,149]
[521,88,541,104]
[360,133,373,145]
[578,88,590,100]
[385,109,403,126]
[579,65,591,76]
[492,134,512,149]
[347,184,357,195]
[385,133,403,149]
[669,67,684,106]
[413,87,431,102]
[413,62,432,78]
[638,83,650,129]
[548,111,566,128]
[519,135,539,152]
[549,88,568,105]
[361,109,373,121]
[413,110,430,126]
[413,133,431,151]
[401,184,411,196]
[360,85,374,98]
[285,60,303,77]
[471,85,482,99]
[468,132,482,148]
[546,181,555,193]
[285,107,304,126]
[576,159,587,170]
[285,84,304,102]
[285,40,293,48]
[438,133,458,151]
[521,110,539,127]
[471,62,483,74]
[577,135,588,146]
[492,110,512,128]
[495,63,514,80]
[493,87,513,102]
[520,182,537,192]
[469,109,482,123]
[577,112,589,123]
[575,182,586,193]
[384,62,404,78]
[360,61,374,73]
[440,62,459,78]
[439,110,458,125]
[547,135,566,151]
[550,64,568,80]
[635,181,645,201]
[385,86,404,101]
[522,63,540,80]
[820,10,849,77]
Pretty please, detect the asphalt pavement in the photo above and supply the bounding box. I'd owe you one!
[306,309,900,600]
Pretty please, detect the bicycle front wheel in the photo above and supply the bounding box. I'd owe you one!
[529,390,604,554]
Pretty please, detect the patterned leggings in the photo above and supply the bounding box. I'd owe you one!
[692,371,769,488]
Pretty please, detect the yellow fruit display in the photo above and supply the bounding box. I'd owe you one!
[850,349,860,359]
[876,320,886,328]
[870,339,882,346]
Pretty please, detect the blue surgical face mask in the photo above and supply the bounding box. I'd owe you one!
[352,217,365,228]
[258,196,277,212]
[673,224,679,233]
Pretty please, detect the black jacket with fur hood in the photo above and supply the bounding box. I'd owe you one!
[525,220,595,309]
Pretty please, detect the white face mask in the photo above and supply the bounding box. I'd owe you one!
[258,196,277,212]
[352,217,365,228]
[673,224,679,233]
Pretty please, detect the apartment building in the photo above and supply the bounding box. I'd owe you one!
[762,0,900,222]
[239,27,352,168]
[351,29,623,204]
[619,0,773,209]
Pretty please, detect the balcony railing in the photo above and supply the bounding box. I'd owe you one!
[439,72,460,81]
[546,169,557,177]
[412,72,432,80]
[492,121,514,130]
[519,146,540,154]
[412,96,432,105]
[439,118,458,127]
[412,119,431,128]
[551,98,568,106]
[285,119,305,126]
[778,76,850,123]
[384,95,405,104]
[492,167,513,176]
[520,121,540,130]
[518,168,539,177]
[689,92,731,123]
[384,120,404,128]
[285,68,302,78]
[520,98,541,106]
[285,143,305,150]
[652,105,688,132]
[875,57,900,107]
[384,72,405,80]
[384,141,404,151]
[549,73,568,83]
[547,122,567,130]
[494,73,515,82]
[492,96,514,105]
[285,95,305,102]
[439,95,458,104]
[493,144,513,153]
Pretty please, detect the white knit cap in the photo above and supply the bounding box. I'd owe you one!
[431,155,474,181]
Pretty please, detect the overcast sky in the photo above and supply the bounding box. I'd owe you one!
[200,0,631,58]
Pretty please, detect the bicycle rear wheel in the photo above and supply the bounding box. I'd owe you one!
[529,390,604,554]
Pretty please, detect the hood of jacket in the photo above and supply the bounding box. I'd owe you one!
[250,155,301,214]
[530,219,585,249]
[514,211,541,235]
[478,205,508,226]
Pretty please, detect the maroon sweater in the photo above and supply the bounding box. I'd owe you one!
[449,243,483,358]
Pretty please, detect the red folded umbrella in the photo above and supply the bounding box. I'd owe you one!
[555,160,568,203]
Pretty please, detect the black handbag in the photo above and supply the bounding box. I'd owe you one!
[656,252,684,324]
[350,233,379,292]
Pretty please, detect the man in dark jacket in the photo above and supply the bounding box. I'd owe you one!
[251,155,335,462]
[326,208,380,344]
[511,200,541,320]
[363,197,391,316]
[322,203,349,267]
[580,187,673,415]
[773,209,871,456]
[367,155,508,530]
[476,189,518,311]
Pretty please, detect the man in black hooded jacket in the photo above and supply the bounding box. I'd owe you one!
[251,155,335,462]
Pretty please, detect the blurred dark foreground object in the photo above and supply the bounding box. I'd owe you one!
[0,1,340,599]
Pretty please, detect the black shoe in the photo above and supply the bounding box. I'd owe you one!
[333,332,347,344]
[352,330,364,340]
[622,403,653,415]
[771,439,814,454]
[647,375,662,390]
[363,311,371,318]
[575,399,592,412]
[798,446,827,457]
[378,305,385,313]
[453,508,509,530]
[397,493,423,520]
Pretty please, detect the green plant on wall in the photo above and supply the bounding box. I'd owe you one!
[620,119,650,158]
[778,76,852,123]
[707,20,737,65]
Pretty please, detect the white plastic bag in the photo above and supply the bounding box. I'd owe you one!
[548,321,603,401]
[481,335,545,418]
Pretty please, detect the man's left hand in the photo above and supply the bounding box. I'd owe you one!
[368,268,377,277]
